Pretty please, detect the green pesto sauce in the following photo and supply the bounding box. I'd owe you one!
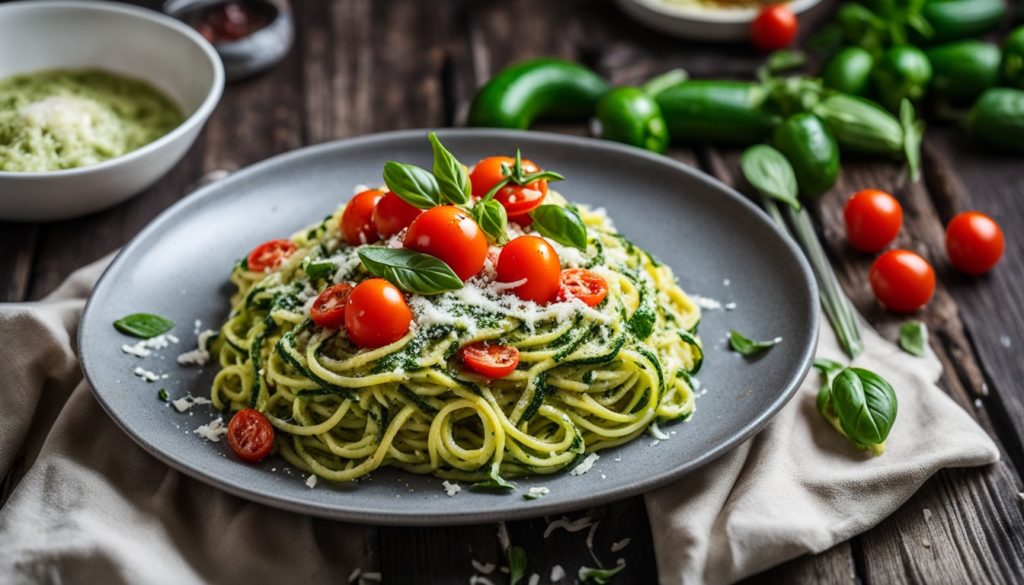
[0,69,183,172]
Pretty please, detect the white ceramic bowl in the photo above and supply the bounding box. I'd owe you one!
[0,1,224,222]
[615,0,822,42]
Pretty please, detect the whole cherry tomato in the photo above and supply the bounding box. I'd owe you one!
[373,191,422,238]
[404,206,488,280]
[310,283,354,329]
[945,211,1005,275]
[344,278,413,348]
[843,189,903,253]
[460,342,520,378]
[559,268,609,306]
[227,408,275,463]
[341,189,384,245]
[869,249,936,312]
[470,156,548,216]
[496,235,562,304]
[247,239,297,272]
[751,5,798,52]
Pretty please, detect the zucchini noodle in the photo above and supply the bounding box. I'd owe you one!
[209,190,703,485]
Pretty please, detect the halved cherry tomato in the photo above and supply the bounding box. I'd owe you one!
[510,213,534,228]
[227,408,275,463]
[247,239,297,272]
[496,235,562,304]
[751,5,798,52]
[373,191,422,238]
[460,342,520,378]
[945,211,1005,275]
[869,249,936,313]
[843,189,903,253]
[470,156,548,216]
[341,189,384,245]
[310,283,354,329]
[404,206,488,281]
[344,278,413,348]
[559,268,608,306]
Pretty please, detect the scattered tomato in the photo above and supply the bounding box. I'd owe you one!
[227,408,275,463]
[496,235,562,304]
[460,342,520,378]
[310,283,354,329]
[470,155,548,216]
[869,249,936,313]
[373,191,422,238]
[404,205,488,280]
[341,189,385,245]
[945,211,1005,275]
[844,189,903,253]
[559,268,609,307]
[751,5,798,52]
[247,239,297,272]
[344,278,413,348]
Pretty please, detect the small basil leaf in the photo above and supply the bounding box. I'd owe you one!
[832,367,898,448]
[741,145,801,210]
[900,99,923,183]
[899,320,927,357]
[302,257,336,280]
[766,49,807,74]
[382,161,441,209]
[728,330,781,356]
[428,132,470,205]
[471,475,516,492]
[578,562,626,584]
[530,204,588,251]
[507,545,526,585]
[812,357,845,375]
[157,388,169,402]
[473,199,509,245]
[114,313,175,339]
[357,247,463,295]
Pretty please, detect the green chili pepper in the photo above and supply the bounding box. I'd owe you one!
[773,113,840,199]
[594,87,669,153]
[812,94,903,157]
[467,58,610,129]
[965,88,1024,154]
[656,81,775,145]
[926,41,1001,105]
[1001,26,1024,90]
[917,0,1005,45]
[872,45,932,112]
[822,47,875,96]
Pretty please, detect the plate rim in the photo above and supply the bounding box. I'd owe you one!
[79,128,819,525]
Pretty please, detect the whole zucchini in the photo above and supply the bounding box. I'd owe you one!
[917,0,1005,45]
[656,81,775,145]
[966,88,1024,154]
[812,94,903,157]
[926,41,1002,105]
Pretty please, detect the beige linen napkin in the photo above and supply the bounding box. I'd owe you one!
[645,315,1000,584]
[0,257,999,584]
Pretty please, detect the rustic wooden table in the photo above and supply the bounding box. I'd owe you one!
[2,0,1023,582]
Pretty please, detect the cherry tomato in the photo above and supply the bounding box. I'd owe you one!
[470,156,548,216]
[496,235,562,304]
[751,5,798,52]
[869,249,936,313]
[559,268,609,307]
[373,191,422,238]
[340,189,384,245]
[510,213,534,228]
[227,408,275,463]
[945,211,1005,275]
[344,278,413,348]
[843,189,903,253]
[247,239,297,272]
[404,206,488,281]
[310,283,354,329]
[460,342,520,378]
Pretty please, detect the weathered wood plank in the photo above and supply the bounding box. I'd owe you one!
[739,542,856,585]
[0,223,36,302]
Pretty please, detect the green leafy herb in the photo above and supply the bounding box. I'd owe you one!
[302,257,336,280]
[507,545,526,585]
[357,247,463,295]
[479,149,565,202]
[530,204,588,251]
[741,145,801,210]
[579,562,626,584]
[471,472,516,492]
[728,330,781,356]
[114,313,175,339]
[157,388,169,402]
[382,161,441,209]
[765,49,807,74]
[428,132,471,205]
[473,198,509,244]
[818,366,898,455]
[900,98,923,182]
[899,320,927,357]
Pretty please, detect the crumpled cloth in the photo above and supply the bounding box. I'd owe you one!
[0,257,998,584]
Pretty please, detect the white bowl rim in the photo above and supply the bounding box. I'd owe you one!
[0,0,224,180]
[624,0,822,23]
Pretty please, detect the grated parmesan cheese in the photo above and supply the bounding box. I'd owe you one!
[193,417,227,442]
[133,367,160,382]
[305,474,318,489]
[442,480,461,497]
[550,565,566,582]
[471,560,495,574]
[543,516,594,538]
[570,453,599,476]
[171,395,213,413]
[525,486,550,499]
[177,329,216,366]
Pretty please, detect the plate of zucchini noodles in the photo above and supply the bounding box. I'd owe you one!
[80,129,817,525]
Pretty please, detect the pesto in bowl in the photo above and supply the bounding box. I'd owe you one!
[0,69,183,172]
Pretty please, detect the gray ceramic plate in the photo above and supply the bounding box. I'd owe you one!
[80,129,818,526]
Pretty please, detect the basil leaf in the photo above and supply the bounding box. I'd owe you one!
[741,145,801,210]
[899,320,927,357]
[832,367,898,448]
[471,473,516,492]
[473,199,509,245]
[382,161,441,209]
[428,132,470,205]
[530,204,588,251]
[302,257,336,280]
[812,357,845,375]
[357,247,462,295]
[728,330,781,356]
[114,313,175,339]
[766,49,807,74]
[900,99,923,183]
[507,545,526,585]
[579,562,626,584]
[157,388,169,402]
